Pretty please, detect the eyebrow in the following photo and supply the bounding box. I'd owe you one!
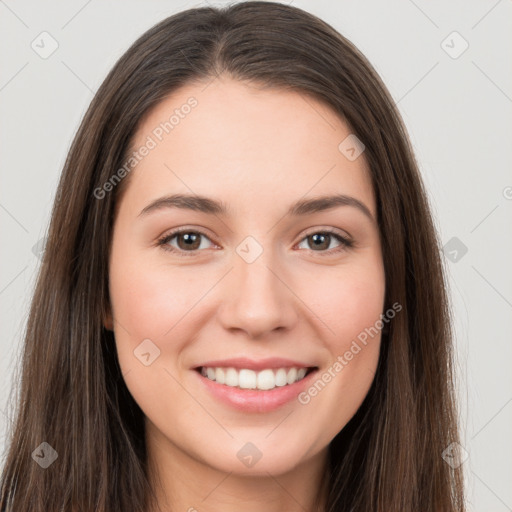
[138,193,375,222]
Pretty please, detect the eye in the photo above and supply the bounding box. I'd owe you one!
[296,229,353,256]
[157,227,353,257]
[157,228,216,256]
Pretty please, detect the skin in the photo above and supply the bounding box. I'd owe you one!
[105,75,386,512]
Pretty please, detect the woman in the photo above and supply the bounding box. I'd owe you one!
[0,2,466,511]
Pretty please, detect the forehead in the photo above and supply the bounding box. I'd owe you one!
[123,76,375,218]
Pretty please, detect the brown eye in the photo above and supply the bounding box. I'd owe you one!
[307,233,331,251]
[175,232,202,251]
[158,229,215,256]
[297,230,353,255]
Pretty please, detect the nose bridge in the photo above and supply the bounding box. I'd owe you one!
[217,240,297,337]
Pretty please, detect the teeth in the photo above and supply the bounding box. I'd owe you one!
[200,366,310,390]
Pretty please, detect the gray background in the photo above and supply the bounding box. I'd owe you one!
[1,0,511,510]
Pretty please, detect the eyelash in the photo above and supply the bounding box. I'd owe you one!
[156,227,354,257]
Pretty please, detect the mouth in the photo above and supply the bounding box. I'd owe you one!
[193,364,319,412]
[194,365,318,391]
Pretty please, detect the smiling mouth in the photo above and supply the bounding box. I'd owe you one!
[195,366,318,391]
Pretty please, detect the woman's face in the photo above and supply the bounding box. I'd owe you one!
[107,76,385,477]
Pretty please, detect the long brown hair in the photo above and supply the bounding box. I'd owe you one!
[0,2,465,511]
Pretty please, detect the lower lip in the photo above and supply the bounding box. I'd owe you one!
[193,368,318,413]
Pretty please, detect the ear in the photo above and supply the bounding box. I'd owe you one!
[103,303,114,331]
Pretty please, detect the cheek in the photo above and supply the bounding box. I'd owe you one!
[109,249,209,343]
[295,260,385,442]
[108,255,210,411]
[311,260,386,350]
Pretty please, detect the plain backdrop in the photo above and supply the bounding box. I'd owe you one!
[1,1,511,510]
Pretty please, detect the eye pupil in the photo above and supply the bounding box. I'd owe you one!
[310,233,329,250]
[178,232,201,250]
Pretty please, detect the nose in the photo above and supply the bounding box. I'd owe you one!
[216,251,298,339]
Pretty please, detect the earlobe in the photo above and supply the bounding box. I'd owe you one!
[104,316,113,331]
[103,305,114,331]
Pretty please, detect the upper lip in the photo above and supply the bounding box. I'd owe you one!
[194,357,318,371]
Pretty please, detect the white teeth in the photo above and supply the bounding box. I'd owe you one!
[275,368,288,386]
[215,367,225,384]
[286,367,297,385]
[239,369,257,389]
[200,366,311,390]
[225,367,238,387]
[257,369,274,390]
